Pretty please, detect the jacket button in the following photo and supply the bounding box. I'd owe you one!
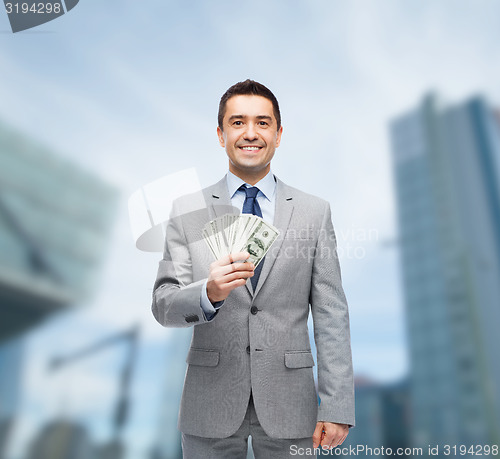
[246,346,250,354]
[250,306,259,315]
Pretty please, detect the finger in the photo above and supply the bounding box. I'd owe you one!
[221,277,248,291]
[220,270,254,283]
[216,252,249,267]
[329,434,342,448]
[320,430,336,449]
[216,260,255,277]
[337,431,348,446]
[328,429,346,448]
[212,253,236,267]
[340,428,349,444]
[230,251,250,261]
[312,423,324,448]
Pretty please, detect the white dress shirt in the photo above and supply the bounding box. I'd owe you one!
[200,169,277,319]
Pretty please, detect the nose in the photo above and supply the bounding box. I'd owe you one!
[243,123,258,141]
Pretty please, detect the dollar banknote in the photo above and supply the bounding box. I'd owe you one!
[202,214,279,266]
[237,219,279,268]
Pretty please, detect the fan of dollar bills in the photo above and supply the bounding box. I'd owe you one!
[202,214,279,268]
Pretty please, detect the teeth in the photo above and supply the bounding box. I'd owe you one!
[241,146,260,150]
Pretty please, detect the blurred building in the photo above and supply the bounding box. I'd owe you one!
[25,420,93,459]
[0,337,24,458]
[339,377,410,458]
[0,120,118,457]
[150,329,191,459]
[390,94,500,449]
[0,122,118,342]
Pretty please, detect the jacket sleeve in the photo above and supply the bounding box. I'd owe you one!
[151,200,218,327]
[310,201,355,427]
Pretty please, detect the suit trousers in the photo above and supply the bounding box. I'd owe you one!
[181,392,317,458]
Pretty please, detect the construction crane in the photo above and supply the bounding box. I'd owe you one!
[46,325,140,459]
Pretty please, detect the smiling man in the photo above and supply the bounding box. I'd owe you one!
[152,80,355,458]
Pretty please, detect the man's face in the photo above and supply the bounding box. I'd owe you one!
[217,95,282,179]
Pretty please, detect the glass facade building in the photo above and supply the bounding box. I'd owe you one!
[390,94,500,449]
[0,121,118,342]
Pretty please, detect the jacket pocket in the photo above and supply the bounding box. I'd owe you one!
[284,351,315,369]
[186,348,220,367]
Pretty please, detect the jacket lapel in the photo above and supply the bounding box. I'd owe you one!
[252,177,294,298]
[206,176,239,219]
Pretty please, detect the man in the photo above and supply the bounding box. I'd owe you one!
[152,80,354,458]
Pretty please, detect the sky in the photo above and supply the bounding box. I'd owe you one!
[1,0,500,457]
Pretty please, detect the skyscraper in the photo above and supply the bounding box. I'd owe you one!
[339,377,410,458]
[390,94,500,449]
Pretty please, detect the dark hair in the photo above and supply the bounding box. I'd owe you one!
[218,79,281,131]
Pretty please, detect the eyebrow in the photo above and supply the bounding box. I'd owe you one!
[227,115,273,123]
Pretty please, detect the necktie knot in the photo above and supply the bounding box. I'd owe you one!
[239,185,260,199]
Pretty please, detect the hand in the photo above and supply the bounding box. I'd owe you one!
[312,421,349,450]
[206,252,254,303]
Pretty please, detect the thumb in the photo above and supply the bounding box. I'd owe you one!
[312,422,324,448]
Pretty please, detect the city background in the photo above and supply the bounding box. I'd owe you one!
[1,1,500,458]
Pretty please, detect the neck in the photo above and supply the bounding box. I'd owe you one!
[229,165,270,185]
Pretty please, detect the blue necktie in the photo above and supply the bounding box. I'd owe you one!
[240,185,264,290]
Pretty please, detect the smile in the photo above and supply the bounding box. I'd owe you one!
[239,146,262,151]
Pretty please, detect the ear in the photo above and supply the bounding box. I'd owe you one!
[275,125,283,148]
[217,126,225,148]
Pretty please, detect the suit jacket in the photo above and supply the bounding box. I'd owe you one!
[152,175,355,439]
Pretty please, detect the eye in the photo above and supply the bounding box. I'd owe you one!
[258,121,269,126]
[233,121,243,126]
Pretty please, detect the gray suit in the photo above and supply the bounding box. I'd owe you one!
[152,175,355,440]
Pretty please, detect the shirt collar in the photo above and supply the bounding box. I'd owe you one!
[226,169,276,202]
